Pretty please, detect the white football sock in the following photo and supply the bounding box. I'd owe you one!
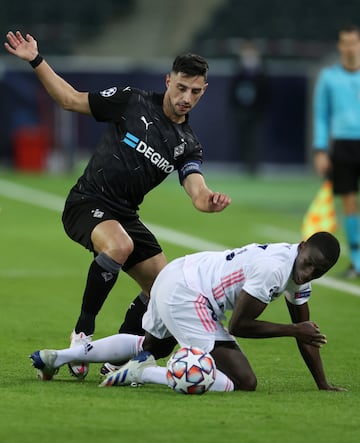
[141,366,168,385]
[53,334,144,368]
[140,366,234,392]
[209,369,234,391]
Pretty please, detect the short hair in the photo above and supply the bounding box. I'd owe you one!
[339,24,360,36]
[306,231,340,267]
[171,53,209,80]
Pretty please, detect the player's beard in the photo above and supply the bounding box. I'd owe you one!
[165,96,189,122]
[176,102,191,114]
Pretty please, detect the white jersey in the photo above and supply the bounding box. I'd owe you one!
[144,242,312,352]
[182,242,311,321]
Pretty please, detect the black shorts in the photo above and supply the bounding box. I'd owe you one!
[331,140,360,194]
[62,198,162,272]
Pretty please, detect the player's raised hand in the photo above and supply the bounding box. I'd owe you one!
[4,31,39,61]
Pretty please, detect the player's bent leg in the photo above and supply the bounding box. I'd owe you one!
[70,220,134,378]
[211,341,257,391]
[100,254,167,375]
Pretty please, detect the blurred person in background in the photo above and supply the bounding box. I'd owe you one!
[313,24,360,278]
[4,30,231,378]
[229,40,270,175]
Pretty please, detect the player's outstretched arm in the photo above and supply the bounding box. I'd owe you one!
[229,291,328,345]
[183,173,231,212]
[286,299,346,391]
[4,31,91,115]
[228,290,308,339]
[229,291,346,391]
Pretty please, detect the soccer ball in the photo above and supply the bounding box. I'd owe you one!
[166,346,216,394]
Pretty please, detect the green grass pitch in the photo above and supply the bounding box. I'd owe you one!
[0,169,359,443]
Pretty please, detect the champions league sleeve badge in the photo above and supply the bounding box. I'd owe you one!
[100,87,117,97]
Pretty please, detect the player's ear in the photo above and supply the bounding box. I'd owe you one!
[165,73,171,89]
[297,241,306,252]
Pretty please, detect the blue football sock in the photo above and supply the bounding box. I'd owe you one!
[344,215,360,272]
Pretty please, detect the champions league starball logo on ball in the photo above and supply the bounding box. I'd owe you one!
[166,346,216,394]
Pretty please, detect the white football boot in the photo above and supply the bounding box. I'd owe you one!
[99,351,156,387]
[100,362,122,376]
[30,350,59,381]
[68,330,92,379]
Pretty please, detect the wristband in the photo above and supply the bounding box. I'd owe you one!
[29,54,43,68]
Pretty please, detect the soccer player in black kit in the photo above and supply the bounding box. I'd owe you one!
[5,31,231,378]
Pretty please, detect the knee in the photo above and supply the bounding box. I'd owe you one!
[92,222,134,263]
[233,372,257,391]
[104,236,134,264]
[115,237,134,259]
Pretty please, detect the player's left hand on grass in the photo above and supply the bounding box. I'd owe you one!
[318,383,348,392]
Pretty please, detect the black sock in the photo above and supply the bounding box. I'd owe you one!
[118,292,149,335]
[74,310,97,337]
[75,254,121,335]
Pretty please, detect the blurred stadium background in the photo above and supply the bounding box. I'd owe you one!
[0,0,358,174]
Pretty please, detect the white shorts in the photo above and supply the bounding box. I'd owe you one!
[142,257,237,353]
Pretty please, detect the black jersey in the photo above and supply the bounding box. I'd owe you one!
[68,86,203,212]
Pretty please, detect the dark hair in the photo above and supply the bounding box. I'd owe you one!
[339,24,360,35]
[171,53,209,80]
[306,231,340,267]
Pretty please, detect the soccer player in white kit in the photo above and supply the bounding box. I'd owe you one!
[144,242,311,353]
[30,232,346,392]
